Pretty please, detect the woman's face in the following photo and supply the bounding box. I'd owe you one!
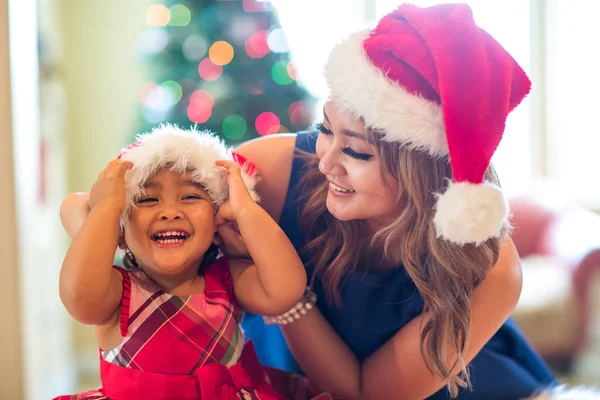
[315,100,403,230]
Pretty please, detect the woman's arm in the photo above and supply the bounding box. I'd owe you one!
[60,192,91,238]
[280,240,523,400]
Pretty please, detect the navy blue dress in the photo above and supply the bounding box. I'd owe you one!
[242,131,557,399]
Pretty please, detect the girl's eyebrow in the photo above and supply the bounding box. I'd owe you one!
[182,180,205,190]
[144,181,161,189]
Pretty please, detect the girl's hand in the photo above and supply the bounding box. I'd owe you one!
[89,159,133,213]
[215,159,257,224]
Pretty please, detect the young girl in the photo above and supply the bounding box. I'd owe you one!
[55,125,329,400]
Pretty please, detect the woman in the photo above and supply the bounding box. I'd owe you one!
[61,4,569,399]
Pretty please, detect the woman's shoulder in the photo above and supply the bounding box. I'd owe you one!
[234,132,318,222]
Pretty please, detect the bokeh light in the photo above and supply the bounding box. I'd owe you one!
[255,112,280,136]
[287,61,297,81]
[141,28,169,54]
[161,80,183,105]
[140,82,160,105]
[228,16,258,44]
[189,89,215,108]
[222,115,248,140]
[288,101,311,128]
[276,125,289,134]
[141,83,171,111]
[209,41,235,66]
[271,61,293,85]
[245,30,269,59]
[266,27,289,53]
[146,4,170,27]
[179,79,198,97]
[169,4,191,27]
[142,107,169,125]
[187,90,213,124]
[187,106,212,124]
[182,35,208,61]
[198,58,223,81]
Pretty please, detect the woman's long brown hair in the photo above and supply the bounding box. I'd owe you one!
[299,130,505,397]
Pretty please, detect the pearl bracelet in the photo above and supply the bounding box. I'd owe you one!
[263,287,317,325]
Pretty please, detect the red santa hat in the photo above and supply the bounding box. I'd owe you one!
[117,124,258,222]
[325,3,531,245]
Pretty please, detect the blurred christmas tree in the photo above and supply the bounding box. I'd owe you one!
[136,0,316,145]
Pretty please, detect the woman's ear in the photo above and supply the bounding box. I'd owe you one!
[117,230,127,249]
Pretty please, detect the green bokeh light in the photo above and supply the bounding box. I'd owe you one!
[161,80,183,105]
[169,4,192,27]
[271,61,293,85]
[222,115,247,140]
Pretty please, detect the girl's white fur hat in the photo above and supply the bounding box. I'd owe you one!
[117,124,258,221]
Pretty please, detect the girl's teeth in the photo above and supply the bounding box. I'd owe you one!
[154,231,188,242]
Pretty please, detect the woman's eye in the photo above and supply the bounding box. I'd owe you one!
[315,122,333,135]
[316,122,372,160]
[342,146,373,161]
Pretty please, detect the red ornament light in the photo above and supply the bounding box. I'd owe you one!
[245,30,269,59]
[198,58,223,82]
[255,112,280,136]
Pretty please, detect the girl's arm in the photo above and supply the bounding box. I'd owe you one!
[217,160,306,316]
[59,160,131,326]
[280,240,523,400]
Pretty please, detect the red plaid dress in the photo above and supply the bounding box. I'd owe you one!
[54,258,332,400]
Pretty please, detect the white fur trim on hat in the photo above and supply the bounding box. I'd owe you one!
[325,29,448,157]
[118,124,258,223]
[523,385,600,400]
[433,181,508,245]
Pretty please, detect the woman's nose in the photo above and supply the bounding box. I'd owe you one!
[318,146,344,176]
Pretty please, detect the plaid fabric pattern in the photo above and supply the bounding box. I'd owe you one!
[54,259,336,399]
[103,259,245,374]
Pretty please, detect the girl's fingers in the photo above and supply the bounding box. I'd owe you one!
[216,159,242,175]
[100,160,133,179]
[116,161,134,176]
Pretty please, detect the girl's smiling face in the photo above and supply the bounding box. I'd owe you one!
[124,169,217,278]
